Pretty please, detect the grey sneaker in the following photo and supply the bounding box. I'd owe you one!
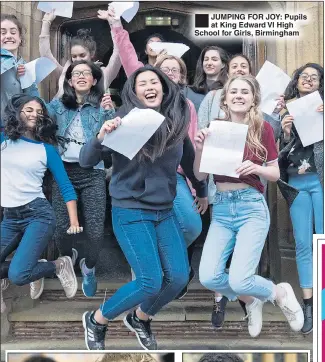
[1,279,9,314]
[246,298,264,338]
[30,259,47,300]
[71,248,78,267]
[276,283,304,332]
[56,256,78,298]
[82,310,107,350]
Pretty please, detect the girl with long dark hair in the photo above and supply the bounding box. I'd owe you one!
[80,65,207,350]
[1,14,39,123]
[97,10,209,299]
[44,60,115,298]
[278,62,324,334]
[39,9,121,98]
[0,94,81,313]
[195,76,304,339]
[186,45,229,112]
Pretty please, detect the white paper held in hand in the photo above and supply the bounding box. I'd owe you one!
[286,91,323,147]
[101,108,165,160]
[199,121,248,178]
[37,2,73,18]
[149,42,190,58]
[256,61,291,116]
[109,1,139,23]
[20,57,57,89]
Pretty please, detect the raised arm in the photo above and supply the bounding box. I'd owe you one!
[198,91,214,130]
[39,10,64,79]
[97,7,143,78]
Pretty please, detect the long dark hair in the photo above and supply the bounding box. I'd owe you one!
[284,63,324,100]
[70,28,96,58]
[121,65,190,162]
[191,46,229,94]
[3,94,58,145]
[61,60,104,109]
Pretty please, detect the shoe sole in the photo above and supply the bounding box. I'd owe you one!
[82,311,93,351]
[123,315,150,351]
[62,256,78,299]
[175,290,187,300]
[30,259,47,300]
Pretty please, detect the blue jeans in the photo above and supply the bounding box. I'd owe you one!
[0,198,56,285]
[100,207,189,319]
[199,188,274,302]
[173,173,202,247]
[288,173,324,289]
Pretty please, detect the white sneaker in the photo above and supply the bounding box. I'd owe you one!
[1,279,9,314]
[71,248,78,267]
[30,259,47,300]
[56,256,78,298]
[276,282,304,332]
[246,298,264,338]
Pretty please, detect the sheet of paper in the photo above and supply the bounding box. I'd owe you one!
[256,61,291,116]
[37,2,73,18]
[20,57,57,89]
[286,91,323,147]
[150,42,190,58]
[101,108,165,160]
[199,121,248,178]
[110,1,139,23]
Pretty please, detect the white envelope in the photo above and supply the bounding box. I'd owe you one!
[110,1,139,23]
[256,61,291,116]
[37,2,73,18]
[286,91,324,147]
[149,42,190,58]
[200,121,248,178]
[20,57,57,89]
[101,108,165,160]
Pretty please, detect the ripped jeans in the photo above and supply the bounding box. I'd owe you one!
[199,187,275,302]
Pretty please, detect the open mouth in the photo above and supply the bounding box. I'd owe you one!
[302,82,312,87]
[145,92,158,101]
[77,81,87,85]
[233,101,245,105]
[4,40,15,44]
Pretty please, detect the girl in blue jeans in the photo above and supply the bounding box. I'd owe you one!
[0,94,82,313]
[79,65,207,350]
[194,75,304,338]
[279,63,324,335]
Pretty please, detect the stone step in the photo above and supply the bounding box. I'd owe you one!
[9,299,289,322]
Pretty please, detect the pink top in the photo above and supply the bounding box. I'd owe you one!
[112,26,199,196]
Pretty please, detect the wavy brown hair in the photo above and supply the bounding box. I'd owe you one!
[219,75,267,162]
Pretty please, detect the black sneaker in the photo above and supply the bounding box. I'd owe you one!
[82,311,107,350]
[123,311,157,350]
[175,267,195,300]
[239,299,248,319]
[301,303,313,334]
[211,296,228,329]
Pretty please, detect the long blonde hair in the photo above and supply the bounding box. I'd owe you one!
[219,75,267,162]
[97,354,156,362]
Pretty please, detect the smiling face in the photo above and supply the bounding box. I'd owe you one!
[297,66,320,96]
[203,49,224,77]
[68,63,97,94]
[20,100,43,130]
[146,37,163,57]
[160,58,181,84]
[1,19,21,55]
[135,70,164,108]
[228,56,250,76]
[225,78,254,117]
[70,45,92,62]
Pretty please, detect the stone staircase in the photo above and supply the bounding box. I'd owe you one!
[1,235,313,360]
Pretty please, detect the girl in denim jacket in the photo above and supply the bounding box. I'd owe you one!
[46,60,115,298]
[1,14,39,124]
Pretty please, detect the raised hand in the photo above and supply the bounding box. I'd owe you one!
[97,117,122,142]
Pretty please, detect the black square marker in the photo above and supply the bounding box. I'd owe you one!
[195,14,209,28]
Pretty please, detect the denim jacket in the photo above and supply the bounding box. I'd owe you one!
[46,99,115,142]
[1,49,39,122]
